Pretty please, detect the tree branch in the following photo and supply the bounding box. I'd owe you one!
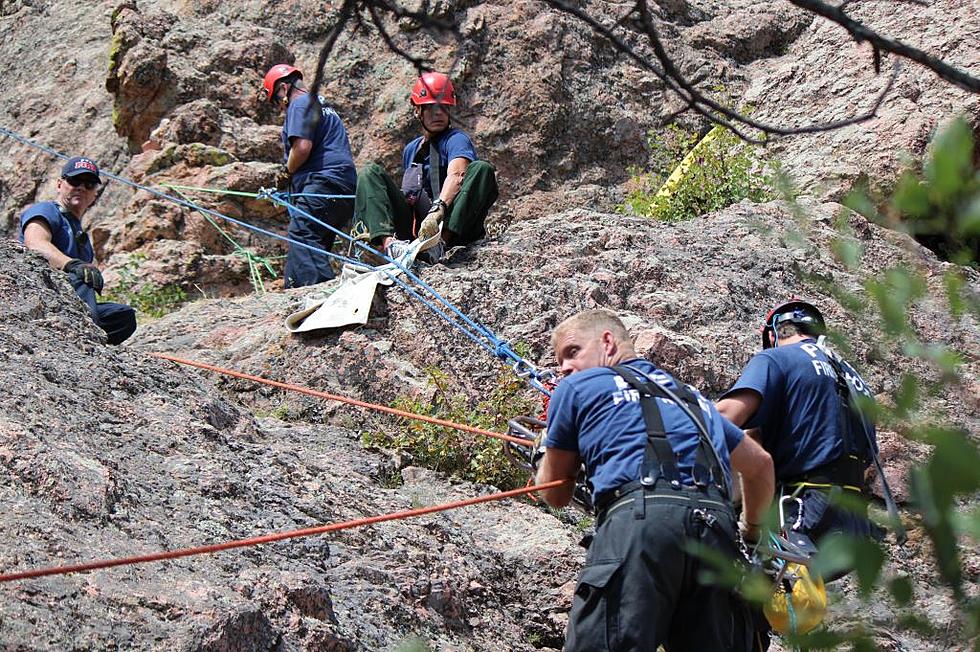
[788,0,980,93]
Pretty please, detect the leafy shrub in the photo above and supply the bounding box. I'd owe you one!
[103,253,187,318]
[362,367,541,490]
[619,123,780,222]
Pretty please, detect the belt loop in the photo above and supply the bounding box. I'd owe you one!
[633,490,646,520]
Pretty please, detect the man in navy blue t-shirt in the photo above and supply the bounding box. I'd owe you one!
[717,300,880,556]
[536,309,774,652]
[263,64,358,288]
[351,72,498,264]
[19,157,136,345]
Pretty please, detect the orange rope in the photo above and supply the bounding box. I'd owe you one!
[0,480,569,583]
[149,353,534,447]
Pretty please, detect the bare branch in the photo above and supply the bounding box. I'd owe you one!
[308,0,359,99]
[305,0,976,145]
[789,0,980,93]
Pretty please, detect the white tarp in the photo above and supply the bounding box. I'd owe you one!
[284,234,438,333]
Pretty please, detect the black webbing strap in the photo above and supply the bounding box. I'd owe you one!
[612,365,728,500]
[817,342,907,545]
[428,140,442,201]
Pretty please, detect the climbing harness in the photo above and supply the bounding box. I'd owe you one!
[815,336,906,544]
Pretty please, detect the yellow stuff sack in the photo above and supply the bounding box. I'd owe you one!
[763,564,827,635]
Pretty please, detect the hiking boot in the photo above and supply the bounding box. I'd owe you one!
[417,238,446,265]
[385,239,413,261]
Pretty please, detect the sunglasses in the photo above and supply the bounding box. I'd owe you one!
[63,176,100,190]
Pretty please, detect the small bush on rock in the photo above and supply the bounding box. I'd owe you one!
[619,123,780,222]
[362,367,540,490]
[104,253,187,318]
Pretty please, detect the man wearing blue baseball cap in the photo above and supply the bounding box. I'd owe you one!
[19,157,137,345]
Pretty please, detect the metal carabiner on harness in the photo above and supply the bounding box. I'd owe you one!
[779,493,805,532]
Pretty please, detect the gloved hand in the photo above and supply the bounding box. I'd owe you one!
[418,199,445,241]
[739,518,762,547]
[63,258,104,293]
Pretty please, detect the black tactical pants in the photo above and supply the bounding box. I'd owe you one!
[565,487,753,652]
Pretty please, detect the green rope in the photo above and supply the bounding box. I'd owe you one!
[161,183,262,198]
[169,187,279,294]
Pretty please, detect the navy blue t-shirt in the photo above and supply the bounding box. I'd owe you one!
[281,93,357,192]
[402,128,477,195]
[546,359,744,501]
[722,339,876,479]
[19,201,94,262]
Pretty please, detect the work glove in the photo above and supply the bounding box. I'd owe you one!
[739,518,762,548]
[418,199,445,242]
[63,258,104,294]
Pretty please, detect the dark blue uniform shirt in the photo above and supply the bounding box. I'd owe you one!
[402,128,477,195]
[281,93,357,191]
[546,359,744,500]
[19,201,93,262]
[722,339,876,480]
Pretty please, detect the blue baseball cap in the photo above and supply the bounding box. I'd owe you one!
[61,157,102,183]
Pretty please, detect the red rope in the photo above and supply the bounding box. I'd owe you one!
[149,353,534,447]
[0,480,569,583]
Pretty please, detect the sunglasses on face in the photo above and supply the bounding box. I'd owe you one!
[63,176,100,190]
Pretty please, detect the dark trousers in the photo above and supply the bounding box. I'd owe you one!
[566,487,753,652]
[352,160,498,246]
[70,278,137,345]
[781,485,881,581]
[284,174,355,288]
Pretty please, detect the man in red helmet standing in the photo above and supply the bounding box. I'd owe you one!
[716,301,882,561]
[263,64,357,288]
[352,71,498,263]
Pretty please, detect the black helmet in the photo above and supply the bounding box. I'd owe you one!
[761,299,825,349]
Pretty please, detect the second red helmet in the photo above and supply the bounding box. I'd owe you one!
[411,72,457,106]
[262,64,302,103]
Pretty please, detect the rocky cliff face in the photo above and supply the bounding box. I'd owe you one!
[0,0,977,650]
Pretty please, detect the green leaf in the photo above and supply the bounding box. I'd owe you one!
[831,236,864,270]
[843,186,879,221]
[924,118,973,199]
[944,270,967,317]
[894,374,919,417]
[809,534,883,598]
[889,575,914,607]
[892,172,932,220]
[952,505,980,541]
[958,194,980,236]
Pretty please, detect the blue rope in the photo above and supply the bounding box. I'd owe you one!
[0,127,363,269]
[1,126,554,395]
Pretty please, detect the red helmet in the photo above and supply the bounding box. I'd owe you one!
[262,64,302,103]
[761,299,825,349]
[411,72,456,106]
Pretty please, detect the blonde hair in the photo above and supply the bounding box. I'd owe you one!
[552,309,632,349]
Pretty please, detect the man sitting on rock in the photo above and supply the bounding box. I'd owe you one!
[19,157,137,345]
[352,71,498,264]
[263,63,358,288]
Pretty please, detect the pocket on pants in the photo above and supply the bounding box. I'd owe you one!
[565,560,624,652]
